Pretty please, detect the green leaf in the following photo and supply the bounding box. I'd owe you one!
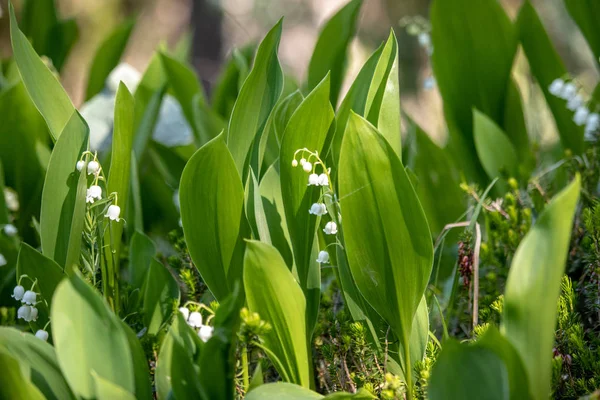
[227,21,284,176]
[429,340,510,400]
[473,109,518,185]
[564,0,600,65]
[64,161,88,275]
[0,349,46,400]
[104,83,135,278]
[92,373,137,400]
[117,320,152,400]
[503,79,531,167]
[20,0,58,57]
[307,0,362,106]
[339,113,433,372]
[128,231,156,291]
[516,1,583,153]
[243,241,311,388]
[364,31,401,159]
[246,383,323,399]
[212,47,253,119]
[160,52,207,145]
[47,18,78,72]
[16,243,65,311]
[193,95,226,146]
[9,4,76,141]
[180,134,245,301]
[503,175,580,400]
[51,275,136,399]
[0,327,75,400]
[40,112,89,269]
[143,258,180,335]
[85,19,136,100]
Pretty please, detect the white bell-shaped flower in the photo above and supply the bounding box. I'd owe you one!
[418,32,431,48]
[3,224,17,236]
[548,78,564,96]
[303,161,313,173]
[317,173,329,187]
[17,305,31,320]
[105,205,121,221]
[198,325,214,343]
[23,290,37,305]
[11,285,24,300]
[179,307,190,321]
[323,221,338,235]
[573,106,589,126]
[308,174,319,186]
[0,253,6,267]
[316,250,329,264]
[188,311,203,328]
[560,82,577,100]
[87,160,100,175]
[29,306,38,322]
[292,159,298,167]
[566,94,583,111]
[86,185,103,204]
[586,113,600,131]
[35,330,49,341]
[76,160,85,171]
[309,203,327,216]
[300,158,307,166]
[423,76,436,90]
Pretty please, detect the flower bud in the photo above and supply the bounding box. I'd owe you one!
[76,160,85,171]
[323,221,338,235]
[548,78,564,96]
[179,307,190,321]
[35,330,49,341]
[23,290,37,305]
[3,224,17,236]
[560,82,576,100]
[308,174,319,186]
[29,306,38,321]
[105,205,121,221]
[303,161,313,173]
[292,159,298,167]
[188,311,203,328]
[574,106,590,126]
[87,160,100,175]
[316,250,329,264]
[300,158,306,166]
[11,285,24,301]
[198,325,214,342]
[17,305,31,320]
[309,203,327,216]
[566,94,582,111]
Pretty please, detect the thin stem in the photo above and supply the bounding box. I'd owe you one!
[404,336,413,400]
[472,223,481,330]
[242,346,249,392]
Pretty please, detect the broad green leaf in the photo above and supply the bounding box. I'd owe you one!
[246,383,323,399]
[9,4,76,141]
[128,231,156,291]
[503,79,531,167]
[40,112,89,269]
[47,18,78,72]
[0,81,49,242]
[245,169,270,241]
[51,275,135,398]
[364,30,401,158]
[259,164,295,269]
[429,340,509,400]
[0,327,75,400]
[244,241,311,388]
[473,109,518,185]
[409,126,463,235]
[104,83,135,280]
[93,373,136,400]
[85,20,136,100]
[339,113,433,371]
[279,76,333,335]
[227,21,284,175]
[324,389,377,399]
[16,243,65,312]
[516,1,583,153]
[180,134,245,300]
[64,163,87,275]
[307,0,362,106]
[212,47,253,119]
[160,53,207,145]
[193,95,226,146]
[0,349,46,400]
[118,320,152,400]
[143,258,180,335]
[503,176,580,400]
[565,0,600,65]
[20,0,58,57]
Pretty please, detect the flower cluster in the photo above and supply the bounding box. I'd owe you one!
[292,149,341,266]
[179,305,214,343]
[76,153,121,221]
[549,78,600,140]
[11,277,48,340]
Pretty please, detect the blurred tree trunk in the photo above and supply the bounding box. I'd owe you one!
[191,0,223,95]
